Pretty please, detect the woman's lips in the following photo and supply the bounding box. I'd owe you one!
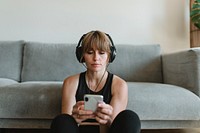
[91,63,101,67]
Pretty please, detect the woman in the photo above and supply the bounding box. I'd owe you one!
[51,30,141,133]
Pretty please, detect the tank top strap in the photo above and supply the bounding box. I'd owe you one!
[76,72,89,102]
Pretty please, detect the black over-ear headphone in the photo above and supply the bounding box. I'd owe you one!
[76,32,116,63]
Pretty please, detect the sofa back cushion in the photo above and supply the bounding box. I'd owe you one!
[108,44,162,82]
[0,41,24,81]
[21,42,85,81]
[22,43,162,82]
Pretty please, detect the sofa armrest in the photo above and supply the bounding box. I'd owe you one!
[162,48,200,96]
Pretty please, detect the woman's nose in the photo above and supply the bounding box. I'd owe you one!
[94,52,100,60]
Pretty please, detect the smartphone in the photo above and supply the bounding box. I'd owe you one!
[84,94,104,112]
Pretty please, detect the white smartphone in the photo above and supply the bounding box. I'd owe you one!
[84,94,104,112]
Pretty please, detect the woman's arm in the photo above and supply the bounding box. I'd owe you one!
[95,75,128,126]
[61,74,95,124]
[61,75,78,114]
[110,75,128,120]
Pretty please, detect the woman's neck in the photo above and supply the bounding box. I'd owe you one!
[86,70,107,92]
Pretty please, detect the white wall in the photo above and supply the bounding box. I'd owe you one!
[0,0,190,53]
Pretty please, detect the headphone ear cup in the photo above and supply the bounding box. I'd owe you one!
[109,46,116,63]
[106,33,116,63]
[76,34,86,63]
[76,46,83,63]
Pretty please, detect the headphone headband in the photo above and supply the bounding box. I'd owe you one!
[76,31,116,63]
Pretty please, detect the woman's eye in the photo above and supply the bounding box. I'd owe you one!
[87,51,93,54]
[100,51,105,54]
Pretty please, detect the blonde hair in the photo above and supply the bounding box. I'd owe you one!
[81,30,111,57]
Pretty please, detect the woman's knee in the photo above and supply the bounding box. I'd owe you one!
[50,114,78,133]
[119,110,140,123]
[111,110,141,133]
[51,114,75,125]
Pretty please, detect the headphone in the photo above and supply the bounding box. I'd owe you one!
[76,32,116,63]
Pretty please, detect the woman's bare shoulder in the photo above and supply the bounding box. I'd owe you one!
[112,75,127,88]
[62,73,80,90]
[111,74,128,94]
[63,73,80,83]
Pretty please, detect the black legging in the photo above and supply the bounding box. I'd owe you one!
[50,110,141,133]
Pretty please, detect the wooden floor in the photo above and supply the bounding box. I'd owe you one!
[1,129,200,133]
[142,129,200,133]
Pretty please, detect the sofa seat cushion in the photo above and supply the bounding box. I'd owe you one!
[0,78,18,87]
[127,82,200,121]
[0,82,62,119]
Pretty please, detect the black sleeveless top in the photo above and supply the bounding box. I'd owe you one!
[76,71,113,104]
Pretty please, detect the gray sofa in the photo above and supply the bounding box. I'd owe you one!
[0,40,200,130]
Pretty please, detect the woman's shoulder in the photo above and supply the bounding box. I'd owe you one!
[63,73,82,87]
[112,74,127,89]
[110,74,128,99]
[62,73,82,94]
[64,73,79,81]
[111,73,126,83]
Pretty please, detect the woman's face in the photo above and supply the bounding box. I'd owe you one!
[83,48,109,72]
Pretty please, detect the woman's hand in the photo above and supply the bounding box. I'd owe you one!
[95,102,113,126]
[72,101,94,124]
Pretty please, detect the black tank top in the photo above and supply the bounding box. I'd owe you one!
[76,71,113,104]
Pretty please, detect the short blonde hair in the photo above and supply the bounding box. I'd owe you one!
[81,30,111,57]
